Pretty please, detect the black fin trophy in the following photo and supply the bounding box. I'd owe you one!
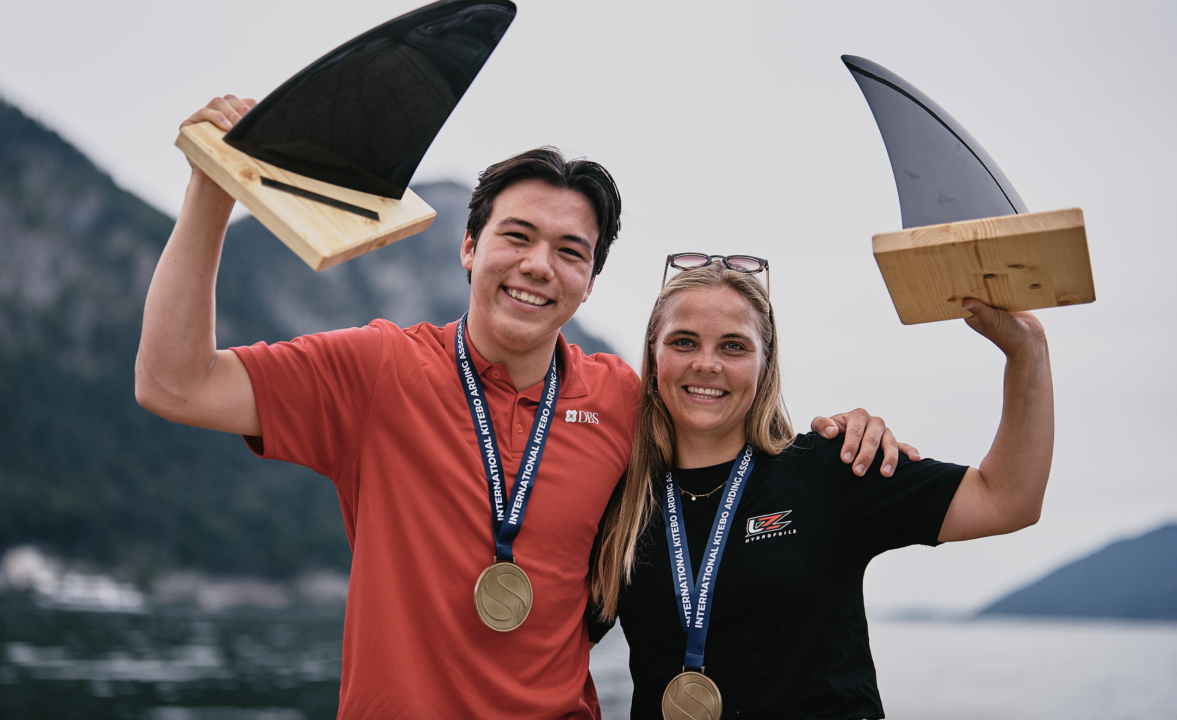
[177,0,516,271]
[843,55,1095,324]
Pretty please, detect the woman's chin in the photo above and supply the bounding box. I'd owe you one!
[672,416,740,443]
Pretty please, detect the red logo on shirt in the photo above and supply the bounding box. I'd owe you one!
[746,511,792,538]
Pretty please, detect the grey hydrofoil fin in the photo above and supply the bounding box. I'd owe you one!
[842,54,1027,228]
[840,55,1093,325]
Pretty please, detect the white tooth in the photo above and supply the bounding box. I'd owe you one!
[508,288,547,306]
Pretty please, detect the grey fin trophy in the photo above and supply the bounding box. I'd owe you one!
[176,0,517,271]
[842,55,1095,324]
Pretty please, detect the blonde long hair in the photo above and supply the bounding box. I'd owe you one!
[591,263,794,620]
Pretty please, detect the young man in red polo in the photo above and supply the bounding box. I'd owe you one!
[136,96,908,718]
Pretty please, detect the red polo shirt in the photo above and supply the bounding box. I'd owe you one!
[233,319,639,719]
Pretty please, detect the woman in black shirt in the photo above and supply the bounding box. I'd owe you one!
[590,255,1054,719]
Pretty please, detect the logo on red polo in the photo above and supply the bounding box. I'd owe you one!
[746,511,792,539]
[563,409,599,424]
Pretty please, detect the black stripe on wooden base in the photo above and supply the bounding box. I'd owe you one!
[260,177,380,221]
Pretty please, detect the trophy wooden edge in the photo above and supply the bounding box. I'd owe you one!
[872,208,1085,252]
[175,122,437,272]
[871,208,1095,325]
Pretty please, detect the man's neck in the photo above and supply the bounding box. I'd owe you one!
[465,314,559,391]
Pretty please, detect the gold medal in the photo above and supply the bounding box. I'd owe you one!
[473,561,532,631]
[662,670,722,720]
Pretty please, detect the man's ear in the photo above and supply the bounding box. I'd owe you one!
[582,274,596,303]
[461,229,477,272]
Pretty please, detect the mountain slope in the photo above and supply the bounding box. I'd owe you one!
[980,523,1177,620]
[0,96,616,580]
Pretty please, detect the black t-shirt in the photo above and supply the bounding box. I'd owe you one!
[596,432,966,719]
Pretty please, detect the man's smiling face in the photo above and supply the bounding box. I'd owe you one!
[461,178,598,360]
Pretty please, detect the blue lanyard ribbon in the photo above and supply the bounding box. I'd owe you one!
[455,314,560,562]
[662,444,755,672]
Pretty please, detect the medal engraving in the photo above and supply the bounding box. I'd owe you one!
[474,562,532,632]
[662,671,722,720]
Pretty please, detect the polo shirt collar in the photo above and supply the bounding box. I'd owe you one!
[443,319,589,400]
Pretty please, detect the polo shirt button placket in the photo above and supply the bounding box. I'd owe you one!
[512,396,528,452]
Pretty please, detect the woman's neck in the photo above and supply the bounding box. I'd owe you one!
[674,428,747,469]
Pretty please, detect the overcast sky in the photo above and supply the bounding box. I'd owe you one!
[2,0,1174,611]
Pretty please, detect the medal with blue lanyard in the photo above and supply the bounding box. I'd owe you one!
[660,444,756,720]
[455,314,560,632]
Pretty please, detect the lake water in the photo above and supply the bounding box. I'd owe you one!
[3,594,1176,719]
[589,615,1177,719]
[0,595,342,719]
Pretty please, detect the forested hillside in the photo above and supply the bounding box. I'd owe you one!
[0,97,614,581]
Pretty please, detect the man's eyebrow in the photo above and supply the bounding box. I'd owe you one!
[562,234,593,251]
[497,217,538,232]
[497,217,594,251]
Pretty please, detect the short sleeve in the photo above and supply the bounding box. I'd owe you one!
[586,600,615,643]
[816,433,966,555]
[231,323,384,478]
[585,471,627,644]
[620,365,641,438]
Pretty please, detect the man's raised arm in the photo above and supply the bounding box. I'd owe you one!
[135,95,261,436]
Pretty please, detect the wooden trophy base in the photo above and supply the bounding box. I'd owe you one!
[872,208,1095,325]
[176,122,437,271]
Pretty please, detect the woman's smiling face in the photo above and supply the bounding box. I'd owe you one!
[653,285,766,455]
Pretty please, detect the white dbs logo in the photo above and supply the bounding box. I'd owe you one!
[564,409,600,424]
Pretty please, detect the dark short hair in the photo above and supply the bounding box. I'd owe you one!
[466,147,621,282]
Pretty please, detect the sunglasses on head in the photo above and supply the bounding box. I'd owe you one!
[661,253,770,296]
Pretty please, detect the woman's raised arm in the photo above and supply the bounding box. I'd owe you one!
[938,299,1054,542]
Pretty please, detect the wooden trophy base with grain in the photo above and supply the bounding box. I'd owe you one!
[872,208,1095,325]
[176,122,436,272]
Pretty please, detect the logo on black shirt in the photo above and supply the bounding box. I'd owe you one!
[745,511,793,542]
